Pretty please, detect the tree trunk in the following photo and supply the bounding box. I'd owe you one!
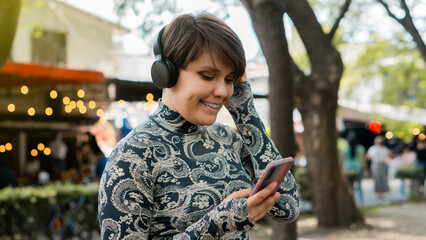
[242,1,297,239]
[287,0,364,227]
[243,0,365,228]
[0,0,21,70]
[297,89,363,226]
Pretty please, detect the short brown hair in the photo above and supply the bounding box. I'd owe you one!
[161,13,246,82]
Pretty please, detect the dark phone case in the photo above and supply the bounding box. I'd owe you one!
[249,157,294,197]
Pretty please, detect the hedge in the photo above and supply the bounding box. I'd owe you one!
[0,182,99,239]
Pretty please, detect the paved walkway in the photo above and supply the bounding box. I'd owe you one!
[300,178,415,212]
[354,178,411,207]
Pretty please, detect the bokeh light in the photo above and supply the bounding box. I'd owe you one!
[77,89,85,98]
[88,100,96,109]
[63,96,70,105]
[45,107,53,116]
[44,147,51,156]
[37,143,45,151]
[96,109,104,117]
[21,85,29,94]
[5,143,12,151]
[50,90,58,99]
[7,103,15,112]
[28,107,35,116]
[412,128,420,135]
[31,149,38,157]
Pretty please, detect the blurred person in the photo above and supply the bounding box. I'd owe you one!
[415,140,426,192]
[341,137,367,203]
[49,132,68,179]
[0,155,18,189]
[80,132,105,181]
[79,132,99,176]
[98,13,299,239]
[388,144,416,195]
[366,135,392,199]
[388,144,416,180]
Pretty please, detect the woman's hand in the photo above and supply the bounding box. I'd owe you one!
[222,182,280,224]
[246,182,280,223]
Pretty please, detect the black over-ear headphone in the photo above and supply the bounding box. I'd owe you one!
[151,26,179,88]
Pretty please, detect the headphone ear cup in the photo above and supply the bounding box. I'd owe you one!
[151,60,170,88]
[150,58,179,88]
[164,59,178,88]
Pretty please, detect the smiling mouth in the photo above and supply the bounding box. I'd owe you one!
[201,100,220,109]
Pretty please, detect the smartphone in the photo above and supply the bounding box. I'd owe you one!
[249,157,294,198]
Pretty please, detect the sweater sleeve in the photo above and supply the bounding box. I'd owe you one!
[98,139,254,240]
[225,82,300,222]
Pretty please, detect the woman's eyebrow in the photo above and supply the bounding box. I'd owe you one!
[198,65,219,72]
[198,66,235,76]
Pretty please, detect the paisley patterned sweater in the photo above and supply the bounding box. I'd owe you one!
[98,82,299,239]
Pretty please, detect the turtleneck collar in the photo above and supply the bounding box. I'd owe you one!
[150,100,199,134]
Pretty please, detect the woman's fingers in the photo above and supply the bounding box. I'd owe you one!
[247,181,277,206]
[221,188,251,203]
[246,182,281,223]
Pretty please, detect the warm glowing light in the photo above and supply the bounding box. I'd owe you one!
[127,106,135,113]
[37,143,45,151]
[118,99,125,107]
[44,147,51,156]
[368,120,382,133]
[412,128,421,135]
[385,131,393,139]
[96,109,104,117]
[79,106,87,114]
[77,89,85,98]
[121,112,127,118]
[0,145,5,153]
[63,96,70,105]
[136,102,143,109]
[28,107,35,116]
[111,109,117,116]
[7,103,15,112]
[88,100,96,109]
[21,85,29,94]
[99,116,107,123]
[31,149,38,157]
[50,90,58,99]
[65,105,72,113]
[77,100,84,108]
[419,133,426,141]
[146,93,154,101]
[45,107,53,116]
[5,143,12,151]
[69,101,77,109]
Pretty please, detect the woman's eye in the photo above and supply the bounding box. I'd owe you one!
[199,73,214,80]
[225,78,234,83]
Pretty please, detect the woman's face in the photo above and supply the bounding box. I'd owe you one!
[162,51,235,126]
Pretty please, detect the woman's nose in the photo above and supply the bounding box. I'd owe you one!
[213,80,228,98]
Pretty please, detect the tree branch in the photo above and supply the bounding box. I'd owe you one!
[376,0,426,62]
[328,0,352,39]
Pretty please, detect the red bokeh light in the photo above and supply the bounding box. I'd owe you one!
[368,120,382,133]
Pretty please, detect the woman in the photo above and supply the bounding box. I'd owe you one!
[366,135,391,199]
[98,13,299,239]
[341,137,367,203]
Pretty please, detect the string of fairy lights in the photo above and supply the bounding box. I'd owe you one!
[5,84,105,120]
[2,84,159,158]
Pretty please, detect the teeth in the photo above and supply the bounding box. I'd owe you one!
[202,101,220,109]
